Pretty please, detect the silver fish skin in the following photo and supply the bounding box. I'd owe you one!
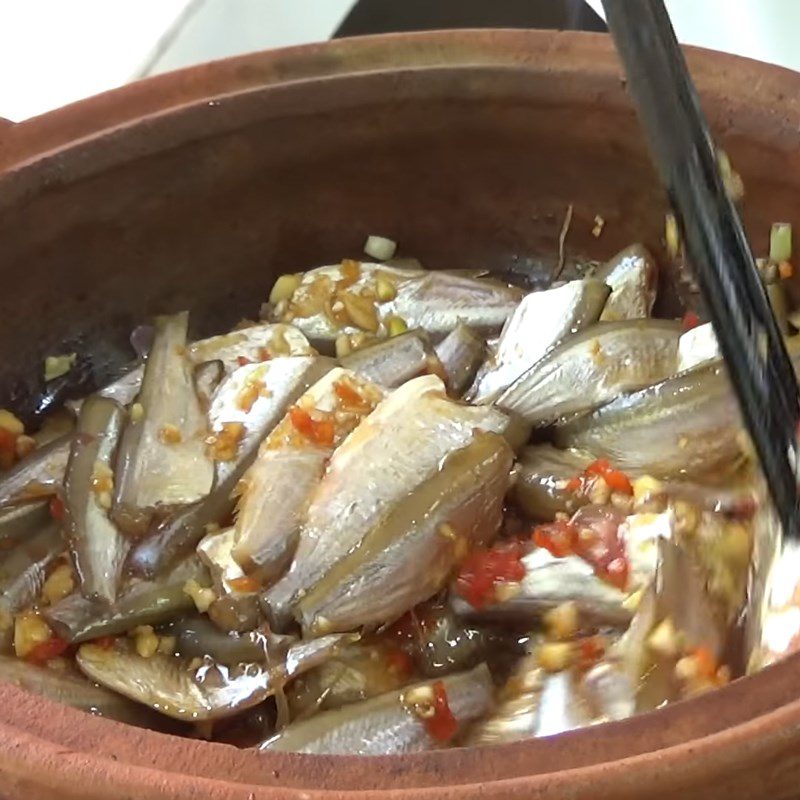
[262,375,509,629]
[232,368,383,582]
[126,355,333,578]
[596,244,658,322]
[64,397,129,604]
[272,263,523,348]
[188,322,313,374]
[259,663,494,755]
[434,324,486,397]
[340,330,442,388]
[497,320,680,426]
[0,501,51,548]
[0,434,71,508]
[296,432,513,635]
[554,361,742,479]
[113,312,215,536]
[76,632,355,722]
[450,547,631,627]
[468,279,609,404]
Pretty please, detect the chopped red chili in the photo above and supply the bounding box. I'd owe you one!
[454,541,526,609]
[289,406,335,446]
[585,459,633,495]
[92,636,117,650]
[334,381,369,410]
[425,681,459,742]
[682,311,701,331]
[577,635,606,669]
[26,636,69,665]
[236,356,252,367]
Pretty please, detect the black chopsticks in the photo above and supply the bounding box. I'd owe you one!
[602,0,800,539]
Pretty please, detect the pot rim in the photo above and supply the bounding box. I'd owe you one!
[2,28,800,798]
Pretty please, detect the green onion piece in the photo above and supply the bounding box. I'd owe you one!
[770,222,792,264]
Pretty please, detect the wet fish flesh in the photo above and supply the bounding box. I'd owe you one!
[467,279,609,404]
[498,320,680,426]
[678,322,719,371]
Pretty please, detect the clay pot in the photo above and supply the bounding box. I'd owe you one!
[1,29,800,800]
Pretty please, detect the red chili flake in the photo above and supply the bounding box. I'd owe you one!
[26,636,69,665]
[289,407,335,447]
[454,541,526,609]
[334,381,368,409]
[236,356,252,367]
[682,311,701,331]
[565,476,583,493]
[425,681,459,742]
[0,427,17,470]
[385,646,414,676]
[585,459,632,495]
[532,520,578,559]
[49,496,65,522]
[92,636,117,650]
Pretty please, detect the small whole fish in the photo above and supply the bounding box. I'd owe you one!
[0,434,71,509]
[76,633,355,722]
[554,360,743,479]
[113,312,215,537]
[467,279,610,404]
[340,330,443,389]
[272,262,523,350]
[64,396,129,604]
[262,375,509,630]
[126,356,334,578]
[497,320,680,426]
[45,556,208,643]
[596,244,659,322]
[296,431,513,635]
[259,663,494,755]
[232,368,384,582]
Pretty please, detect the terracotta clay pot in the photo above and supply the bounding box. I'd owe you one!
[2,29,800,800]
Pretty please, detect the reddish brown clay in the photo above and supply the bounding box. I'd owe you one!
[2,29,800,800]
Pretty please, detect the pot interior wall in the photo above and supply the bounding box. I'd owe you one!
[0,62,797,417]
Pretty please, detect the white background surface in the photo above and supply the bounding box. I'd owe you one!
[2,0,799,122]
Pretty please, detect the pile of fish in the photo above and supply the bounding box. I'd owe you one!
[0,233,794,754]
